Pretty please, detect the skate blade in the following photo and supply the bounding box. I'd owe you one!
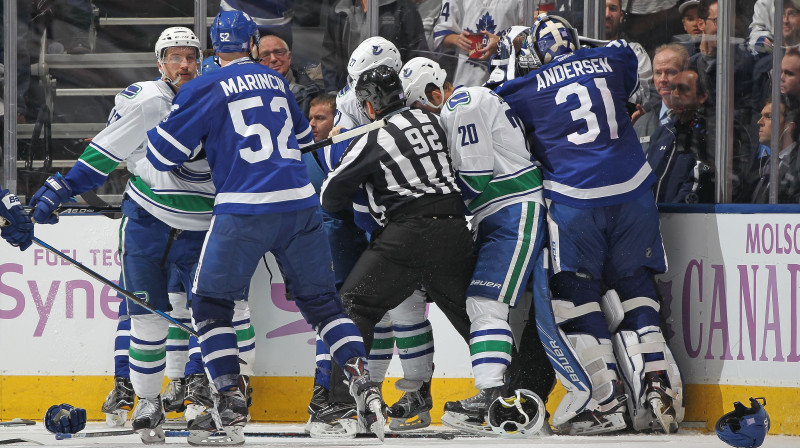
[187,426,245,446]
[559,412,627,436]
[441,412,498,437]
[389,410,431,431]
[648,397,676,433]
[367,399,386,441]
[307,419,358,439]
[105,410,128,427]
[185,404,209,426]
[137,426,166,444]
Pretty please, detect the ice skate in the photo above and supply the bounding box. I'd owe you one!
[187,381,247,446]
[644,371,679,433]
[101,376,135,427]
[344,357,387,441]
[131,396,166,444]
[387,379,433,431]
[307,401,358,438]
[304,384,330,433]
[162,377,186,413]
[441,386,503,436]
[183,373,214,426]
[556,391,628,435]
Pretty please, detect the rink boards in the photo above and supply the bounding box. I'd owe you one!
[1,209,799,435]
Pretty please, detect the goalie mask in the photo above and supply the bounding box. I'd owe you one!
[347,36,402,90]
[527,15,579,65]
[716,397,770,448]
[487,389,547,438]
[399,57,446,109]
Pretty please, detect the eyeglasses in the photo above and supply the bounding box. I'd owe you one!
[706,17,718,25]
[259,48,289,59]
[164,54,198,65]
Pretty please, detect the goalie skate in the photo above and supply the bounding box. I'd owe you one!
[307,405,359,439]
[388,379,433,431]
[131,396,166,444]
[645,372,679,433]
[187,385,247,446]
[102,376,134,427]
[555,393,627,435]
[441,387,503,437]
[345,357,387,441]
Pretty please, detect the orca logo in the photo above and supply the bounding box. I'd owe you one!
[402,68,412,78]
[372,45,383,55]
[220,32,230,42]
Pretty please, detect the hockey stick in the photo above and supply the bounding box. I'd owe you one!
[0,439,44,446]
[578,36,611,48]
[30,236,199,337]
[0,419,36,427]
[164,430,459,440]
[55,429,135,440]
[23,204,122,218]
[300,118,387,154]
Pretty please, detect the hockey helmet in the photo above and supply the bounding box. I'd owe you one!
[491,25,540,84]
[355,65,406,117]
[487,389,547,438]
[716,397,770,448]
[527,15,580,65]
[210,9,259,54]
[201,55,221,74]
[347,36,402,90]
[399,57,446,108]
[154,27,201,61]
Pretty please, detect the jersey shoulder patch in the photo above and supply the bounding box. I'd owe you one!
[446,90,472,111]
[119,83,144,99]
[338,85,351,98]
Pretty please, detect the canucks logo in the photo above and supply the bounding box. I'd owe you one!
[466,11,497,35]
[348,57,356,67]
[372,45,383,55]
[402,68,413,78]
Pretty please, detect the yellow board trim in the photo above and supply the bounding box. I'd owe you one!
[2,376,797,435]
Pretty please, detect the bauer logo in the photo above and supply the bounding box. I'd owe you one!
[470,279,501,289]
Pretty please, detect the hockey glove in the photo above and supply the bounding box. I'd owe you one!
[44,403,87,434]
[29,172,74,224]
[0,189,34,251]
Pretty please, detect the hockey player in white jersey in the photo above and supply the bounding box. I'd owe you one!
[28,27,256,442]
[495,15,684,435]
[399,56,550,436]
[433,0,524,87]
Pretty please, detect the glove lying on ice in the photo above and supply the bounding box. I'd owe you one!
[29,172,74,224]
[44,403,87,434]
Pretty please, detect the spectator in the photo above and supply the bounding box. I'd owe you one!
[433,0,522,87]
[635,44,689,153]
[321,0,429,92]
[750,96,800,203]
[690,0,754,126]
[258,34,322,116]
[782,49,800,101]
[646,68,714,203]
[675,0,704,57]
[605,0,653,109]
[617,0,683,56]
[308,94,336,143]
[752,5,800,120]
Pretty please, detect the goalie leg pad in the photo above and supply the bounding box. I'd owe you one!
[613,328,684,432]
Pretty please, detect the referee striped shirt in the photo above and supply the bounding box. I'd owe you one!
[320,107,460,225]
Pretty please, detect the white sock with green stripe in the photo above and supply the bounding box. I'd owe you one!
[367,313,394,383]
[166,292,190,379]
[390,289,433,381]
[129,314,168,398]
[234,301,256,377]
[466,297,512,390]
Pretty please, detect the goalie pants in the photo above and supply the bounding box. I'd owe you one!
[329,195,476,402]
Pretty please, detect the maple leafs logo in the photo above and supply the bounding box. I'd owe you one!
[471,12,497,35]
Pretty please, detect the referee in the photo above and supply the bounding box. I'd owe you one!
[320,65,475,406]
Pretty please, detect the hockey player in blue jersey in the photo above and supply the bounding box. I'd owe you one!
[0,189,33,251]
[496,15,684,435]
[145,10,386,443]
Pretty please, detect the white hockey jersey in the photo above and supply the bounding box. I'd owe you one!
[438,86,543,225]
[65,80,215,231]
[433,0,523,88]
[333,84,371,130]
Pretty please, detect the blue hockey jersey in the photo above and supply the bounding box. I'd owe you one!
[146,58,315,215]
[496,40,655,208]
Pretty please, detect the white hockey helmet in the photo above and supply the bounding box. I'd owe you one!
[154,27,202,61]
[399,57,446,109]
[487,389,547,438]
[347,36,402,90]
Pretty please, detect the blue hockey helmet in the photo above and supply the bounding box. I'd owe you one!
[201,55,221,74]
[716,397,770,448]
[210,9,259,54]
[527,14,579,65]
